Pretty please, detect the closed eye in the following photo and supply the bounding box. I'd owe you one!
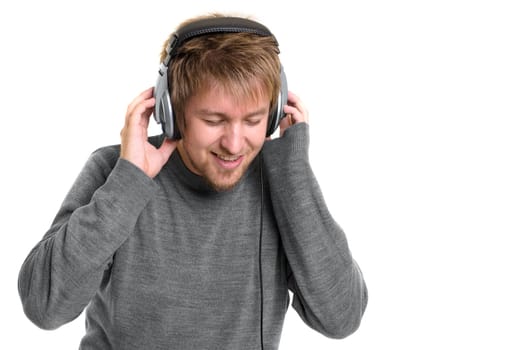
[203,119,224,126]
[245,117,264,126]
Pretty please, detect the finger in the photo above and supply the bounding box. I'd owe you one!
[288,91,307,114]
[157,138,179,164]
[284,91,309,124]
[287,90,300,103]
[283,104,307,124]
[126,87,155,118]
[126,96,156,130]
[278,113,292,137]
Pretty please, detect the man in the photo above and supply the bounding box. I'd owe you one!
[18,14,367,350]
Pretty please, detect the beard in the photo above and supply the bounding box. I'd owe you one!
[205,168,246,192]
[185,150,254,192]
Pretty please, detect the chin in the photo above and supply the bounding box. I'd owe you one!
[207,177,240,192]
[206,166,247,192]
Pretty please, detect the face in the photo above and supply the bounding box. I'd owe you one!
[177,86,270,191]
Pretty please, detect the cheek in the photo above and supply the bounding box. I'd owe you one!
[252,135,267,151]
[247,123,268,148]
[185,124,219,150]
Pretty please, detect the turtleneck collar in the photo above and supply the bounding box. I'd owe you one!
[164,148,260,194]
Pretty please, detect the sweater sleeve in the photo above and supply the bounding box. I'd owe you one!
[18,147,157,330]
[262,123,368,339]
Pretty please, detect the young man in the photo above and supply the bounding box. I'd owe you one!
[18,14,368,350]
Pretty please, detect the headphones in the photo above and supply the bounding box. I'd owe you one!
[153,17,288,140]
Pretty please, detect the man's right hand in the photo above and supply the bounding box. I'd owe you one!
[120,87,178,178]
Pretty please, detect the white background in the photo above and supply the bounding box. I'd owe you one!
[1,0,527,349]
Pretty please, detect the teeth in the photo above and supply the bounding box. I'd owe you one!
[217,154,239,161]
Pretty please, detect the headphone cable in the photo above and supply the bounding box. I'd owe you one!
[259,154,265,350]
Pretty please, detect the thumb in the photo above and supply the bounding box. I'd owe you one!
[279,113,292,137]
[158,138,179,164]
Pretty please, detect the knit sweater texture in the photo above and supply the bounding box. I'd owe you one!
[18,123,367,349]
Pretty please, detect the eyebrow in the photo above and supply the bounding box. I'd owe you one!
[195,107,269,119]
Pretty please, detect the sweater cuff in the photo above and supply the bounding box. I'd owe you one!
[94,158,158,218]
[263,122,310,164]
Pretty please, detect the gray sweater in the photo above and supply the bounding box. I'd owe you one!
[18,123,367,349]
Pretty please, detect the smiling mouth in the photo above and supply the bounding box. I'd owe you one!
[215,153,241,161]
[213,152,244,169]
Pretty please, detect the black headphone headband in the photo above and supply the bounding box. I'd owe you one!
[176,17,276,46]
[154,17,288,140]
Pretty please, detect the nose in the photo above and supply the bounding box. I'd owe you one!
[220,123,244,155]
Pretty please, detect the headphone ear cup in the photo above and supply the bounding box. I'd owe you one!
[154,65,181,140]
[266,65,288,137]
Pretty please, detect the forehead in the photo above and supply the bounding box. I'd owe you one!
[187,79,271,111]
[186,84,270,116]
